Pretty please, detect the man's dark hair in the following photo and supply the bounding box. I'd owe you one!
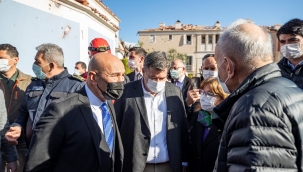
[76,61,87,70]
[202,54,214,60]
[129,47,147,58]
[277,18,303,40]
[0,44,19,58]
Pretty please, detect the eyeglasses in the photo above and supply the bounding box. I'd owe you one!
[88,46,111,52]
[170,67,183,70]
[200,90,217,97]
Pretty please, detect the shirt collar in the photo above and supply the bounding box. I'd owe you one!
[85,85,106,106]
[287,59,303,70]
[176,74,185,83]
[135,70,142,76]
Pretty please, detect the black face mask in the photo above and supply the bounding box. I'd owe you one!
[97,80,124,100]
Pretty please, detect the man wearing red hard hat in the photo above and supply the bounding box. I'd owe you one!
[88,38,130,84]
[88,38,111,59]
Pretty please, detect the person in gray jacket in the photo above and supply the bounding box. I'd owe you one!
[213,19,303,171]
[0,89,18,172]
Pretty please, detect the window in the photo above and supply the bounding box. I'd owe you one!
[208,35,212,44]
[168,35,172,40]
[186,35,191,44]
[149,35,155,43]
[215,34,220,43]
[186,56,193,71]
[202,35,206,44]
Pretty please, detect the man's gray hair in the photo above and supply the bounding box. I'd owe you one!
[217,19,273,70]
[144,51,169,71]
[36,43,64,68]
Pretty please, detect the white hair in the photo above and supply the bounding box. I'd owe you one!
[36,43,64,68]
[217,19,273,70]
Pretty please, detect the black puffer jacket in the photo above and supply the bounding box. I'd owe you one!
[277,57,303,89]
[212,63,303,172]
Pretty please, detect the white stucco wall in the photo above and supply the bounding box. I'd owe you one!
[0,0,119,76]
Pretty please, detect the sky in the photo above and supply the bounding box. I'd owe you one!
[102,0,302,43]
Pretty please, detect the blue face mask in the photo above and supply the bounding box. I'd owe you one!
[32,64,48,80]
[170,69,179,80]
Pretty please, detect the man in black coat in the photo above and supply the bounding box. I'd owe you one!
[276,18,303,89]
[213,19,303,171]
[24,53,124,172]
[127,47,147,82]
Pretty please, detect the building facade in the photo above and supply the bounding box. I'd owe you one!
[0,0,120,76]
[138,21,281,76]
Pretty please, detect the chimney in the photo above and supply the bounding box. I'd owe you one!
[215,21,220,27]
[159,23,165,27]
[175,20,182,29]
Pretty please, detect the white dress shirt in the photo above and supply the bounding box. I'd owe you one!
[141,80,168,163]
[174,74,185,90]
[135,70,143,80]
[85,85,106,133]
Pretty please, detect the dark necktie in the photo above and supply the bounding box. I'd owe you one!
[137,73,142,80]
[100,102,114,152]
[175,80,179,86]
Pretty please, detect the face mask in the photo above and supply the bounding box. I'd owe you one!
[74,69,81,76]
[32,64,48,80]
[200,94,216,112]
[197,110,212,127]
[97,78,124,100]
[170,69,179,80]
[146,78,166,93]
[128,59,137,70]
[0,59,11,72]
[217,60,231,94]
[203,70,218,80]
[281,43,303,59]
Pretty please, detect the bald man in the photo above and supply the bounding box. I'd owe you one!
[213,19,303,171]
[25,53,125,172]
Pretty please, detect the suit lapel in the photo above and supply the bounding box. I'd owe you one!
[132,80,150,131]
[165,83,174,130]
[195,122,203,155]
[182,76,190,92]
[201,126,218,149]
[78,88,102,168]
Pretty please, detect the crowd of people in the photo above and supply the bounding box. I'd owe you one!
[0,18,302,172]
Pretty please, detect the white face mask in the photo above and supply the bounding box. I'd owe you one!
[203,70,218,80]
[74,69,81,75]
[200,94,216,112]
[128,59,137,70]
[146,78,166,93]
[217,60,231,94]
[0,59,11,72]
[281,43,303,59]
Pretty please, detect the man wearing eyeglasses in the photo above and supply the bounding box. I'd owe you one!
[277,18,303,89]
[170,59,191,99]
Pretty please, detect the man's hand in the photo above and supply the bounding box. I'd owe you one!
[6,161,19,172]
[185,86,200,107]
[5,126,21,145]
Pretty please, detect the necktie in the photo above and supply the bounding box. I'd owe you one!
[175,80,179,86]
[100,103,114,152]
[137,73,142,80]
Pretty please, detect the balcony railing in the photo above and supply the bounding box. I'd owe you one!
[186,65,193,71]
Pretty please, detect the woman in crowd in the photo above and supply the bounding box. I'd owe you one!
[186,77,228,172]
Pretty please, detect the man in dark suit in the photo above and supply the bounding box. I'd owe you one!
[24,53,124,172]
[170,59,190,99]
[115,51,189,172]
[127,47,147,81]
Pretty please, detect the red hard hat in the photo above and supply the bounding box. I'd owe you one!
[88,38,111,58]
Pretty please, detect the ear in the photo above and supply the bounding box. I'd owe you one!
[13,57,19,66]
[49,63,54,71]
[142,68,145,74]
[88,71,97,85]
[139,56,144,63]
[225,57,235,79]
